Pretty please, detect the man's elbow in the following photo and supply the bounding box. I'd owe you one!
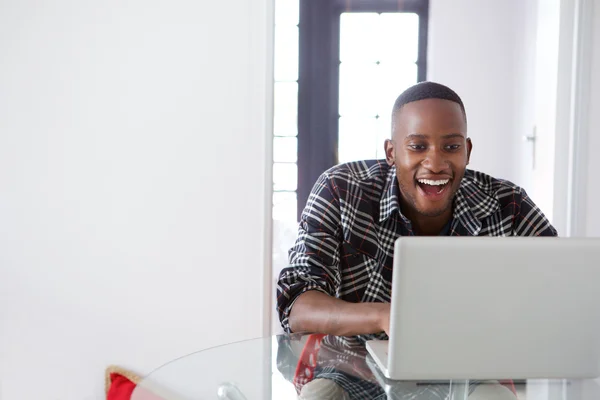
[287,305,303,333]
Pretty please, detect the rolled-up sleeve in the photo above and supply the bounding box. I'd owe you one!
[276,172,343,332]
[512,189,558,236]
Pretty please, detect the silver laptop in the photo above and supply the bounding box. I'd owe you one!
[366,237,600,380]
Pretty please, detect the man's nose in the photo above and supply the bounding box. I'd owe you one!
[421,148,449,173]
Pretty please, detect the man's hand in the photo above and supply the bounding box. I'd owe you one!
[377,303,391,337]
[289,290,391,336]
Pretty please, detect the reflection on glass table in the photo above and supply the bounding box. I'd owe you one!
[130,334,600,400]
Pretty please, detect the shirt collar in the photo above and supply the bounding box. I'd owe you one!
[379,167,407,223]
[452,174,500,235]
[379,168,500,234]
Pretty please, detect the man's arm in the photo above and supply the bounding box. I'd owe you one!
[276,172,389,336]
[289,291,390,336]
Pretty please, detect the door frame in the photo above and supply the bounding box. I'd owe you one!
[552,0,593,237]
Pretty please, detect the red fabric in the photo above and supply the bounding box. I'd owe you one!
[107,372,167,400]
[499,380,518,396]
[107,373,137,400]
[293,334,326,393]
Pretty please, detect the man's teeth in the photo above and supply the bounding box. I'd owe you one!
[417,179,449,186]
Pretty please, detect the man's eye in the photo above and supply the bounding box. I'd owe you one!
[446,144,461,151]
[409,144,426,151]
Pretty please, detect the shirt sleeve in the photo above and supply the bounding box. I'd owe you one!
[276,172,344,333]
[512,188,558,236]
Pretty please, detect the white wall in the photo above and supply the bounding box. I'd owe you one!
[0,1,272,399]
[584,0,600,236]
[428,0,536,189]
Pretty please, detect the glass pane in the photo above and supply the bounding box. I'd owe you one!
[273,137,298,162]
[376,62,418,115]
[275,0,299,26]
[378,13,419,63]
[338,12,419,164]
[274,26,299,82]
[272,191,297,221]
[273,163,298,191]
[340,13,379,63]
[273,82,298,136]
[338,117,379,163]
[339,63,379,117]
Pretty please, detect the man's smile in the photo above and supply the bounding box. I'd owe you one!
[415,176,452,201]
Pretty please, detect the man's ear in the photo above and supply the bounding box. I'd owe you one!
[384,139,395,166]
[466,138,473,165]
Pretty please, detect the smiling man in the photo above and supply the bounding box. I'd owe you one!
[277,81,557,339]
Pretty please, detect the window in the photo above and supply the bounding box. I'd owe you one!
[297,0,429,220]
[272,0,300,225]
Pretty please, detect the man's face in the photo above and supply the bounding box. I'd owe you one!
[385,98,471,218]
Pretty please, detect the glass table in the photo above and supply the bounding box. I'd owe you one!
[131,334,600,400]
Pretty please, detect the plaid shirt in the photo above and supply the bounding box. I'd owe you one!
[277,159,557,335]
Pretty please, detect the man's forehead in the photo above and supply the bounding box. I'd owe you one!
[397,98,464,118]
[393,98,467,136]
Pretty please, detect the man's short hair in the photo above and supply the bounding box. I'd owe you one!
[391,81,467,129]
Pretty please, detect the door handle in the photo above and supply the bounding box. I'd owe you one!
[523,126,537,169]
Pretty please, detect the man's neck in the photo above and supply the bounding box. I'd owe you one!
[403,206,453,236]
